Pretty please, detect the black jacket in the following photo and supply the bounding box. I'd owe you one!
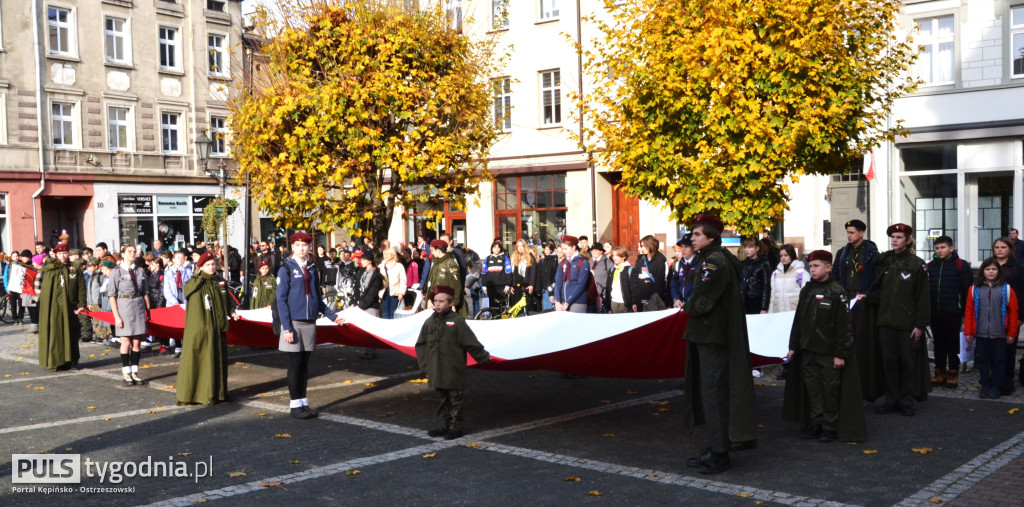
[629,252,667,306]
[926,252,972,316]
[538,255,558,292]
[604,264,633,310]
[481,254,511,288]
[148,269,165,309]
[356,268,384,311]
[740,257,772,311]
[509,258,538,291]
[832,240,880,294]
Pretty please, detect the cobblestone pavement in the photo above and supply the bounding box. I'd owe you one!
[1,320,1022,506]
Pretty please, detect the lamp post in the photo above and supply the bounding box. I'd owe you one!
[194,131,226,198]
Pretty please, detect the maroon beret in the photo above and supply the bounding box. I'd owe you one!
[693,213,724,233]
[52,243,69,253]
[886,223,913,237]
[257,258,270,269]
[197,251,217,268]
[806,250,833,264]
[429,285,455,299]
[430,239,448,250]
[561,235,579,247]
[290,232,313,244]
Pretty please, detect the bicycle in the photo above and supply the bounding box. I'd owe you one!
[0,292,12,324]
[475,292,529,320]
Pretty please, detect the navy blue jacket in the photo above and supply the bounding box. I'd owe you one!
[669,257,698,303]
[276,257,338,333]
[554,254,590,306]
[926,251,972,316]
[832,239,879,293]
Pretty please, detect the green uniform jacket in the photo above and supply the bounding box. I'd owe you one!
[788,277,852,359]
[177,272,235,405]
[251,273,277,309]
[39,258,86,369]
[782,276,867,442]
[858,249,931,402]
[424,254,467,317]
[680,243,758,446]
[415,308,489,390]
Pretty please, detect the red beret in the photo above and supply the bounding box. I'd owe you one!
[886,223,913,237]
[693,214,724,233]
[290,232,313,244]
[561,235,579,247]
[430,239,448,250]
[52,243,69,253]
[806,250,833,264]
[197,251,216,268]
[257,258,270,269]
[429,285,455,299]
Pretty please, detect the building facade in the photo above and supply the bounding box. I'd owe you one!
[0,0,247,254]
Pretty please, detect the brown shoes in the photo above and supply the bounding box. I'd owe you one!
[931,368,946,387]
[945,369,958,389]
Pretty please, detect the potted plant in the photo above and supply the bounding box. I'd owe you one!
[201,197,239,241]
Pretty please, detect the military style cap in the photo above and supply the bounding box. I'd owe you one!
[845,219,867,231]
[886,223,913,237]
[807,250,833,263]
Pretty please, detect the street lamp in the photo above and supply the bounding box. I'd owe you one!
[195,131,226,198]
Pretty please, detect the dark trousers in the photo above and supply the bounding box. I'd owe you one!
[850,298,866,344]
[1003,337,1019,394]
[9,292,23,321]
[286,351,312,400]
[743,297,761,315]
[435,388,465,432]
[78,313,93,341]
[878,326,918,408]
[802,352,841,431]
[28,304,39,325]
[694,342,731,453]
[931,313,963,371]
[976,337,1007,396]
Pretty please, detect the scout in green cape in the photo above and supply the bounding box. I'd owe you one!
[177,251,238,405]
[415,285,490,440]
[38,243,86,371]
[680,214,758,475]
[250,258,277,309]
[782,250,867,443]
[423,239,468,317]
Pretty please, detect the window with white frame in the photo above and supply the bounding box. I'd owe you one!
[493,77,511,131]
[1012,5,1024,77]
[492,0,509,29]
[538,0,558,20]
[915,15,955,85]
[51,102,74,147]
[108,106,131,150]
[159,26,179,70]
[47,6,74,55]
[104,16,128,63]
[161,112,181,153]
[208,34,227,77]
[540,69,561,125]
[445,0,462,32]
[210,116,228,156]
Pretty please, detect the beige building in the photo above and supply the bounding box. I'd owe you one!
[0,0,247,254]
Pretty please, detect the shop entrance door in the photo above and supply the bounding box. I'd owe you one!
[967,173,1016,264]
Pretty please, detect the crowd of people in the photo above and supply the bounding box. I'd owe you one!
[3,216,1024,473]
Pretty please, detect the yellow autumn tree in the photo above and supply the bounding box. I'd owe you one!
[577,0,919,235]
[230,0,503,240]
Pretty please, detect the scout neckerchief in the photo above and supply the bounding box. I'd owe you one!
[125,263,141,296]
[847,242,863,282]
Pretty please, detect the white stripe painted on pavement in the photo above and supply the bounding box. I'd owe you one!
[896,429,1024,506]
[0,405,186,434]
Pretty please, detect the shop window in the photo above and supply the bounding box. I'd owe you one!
[899,174,958,261]
[901,144,957,171]
[494,174,567,251]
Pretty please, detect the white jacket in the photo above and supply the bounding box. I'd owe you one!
[769,260,806,313]
[379,260,407,298]
[6,262,26,293]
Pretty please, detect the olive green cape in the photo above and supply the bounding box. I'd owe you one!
[38,258,85,369]
[176,272,233,405]
[782,350,868,442]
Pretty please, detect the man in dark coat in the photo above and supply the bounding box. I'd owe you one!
[38,243,86,371]
[865,223,931,417]
[782,250,866,443]
[926,236,972,389]
[416,285,490,440]
[681,214,758,474]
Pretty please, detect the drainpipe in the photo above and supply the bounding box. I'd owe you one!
[576,0,596,240]
[31,0,47,242]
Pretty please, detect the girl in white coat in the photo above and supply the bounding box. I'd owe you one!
[768,244,806,313]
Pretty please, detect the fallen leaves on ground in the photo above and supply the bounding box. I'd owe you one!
[564,476,581,482]
[658,407,673,413]
[364,382,375,387]
[194,499,208,503]
[161,386,176,390]
[275,433,292,439]
[3,374,10,378]
[375,414,389,418]
[66,447,73,451]
[101,418,113,421]
[912,448,933,454]
[86,406,96,410]
[34,386,45,390]
[258,481,283,488]
[863,450,879,455]
[229,472,246,478]
[650,401,670,405]
[409,378,428,383]
[684,444,694,448]
[735,492,752,498]
[602,433,616,438]
[234,362,246,365]
[599,400,611,404]
[88,354,96,359]
[928,498,943,504]
[346,470,360,476]
[342,380,354,384]
[757,424,765,428]
[466,443,483,448]
[588,491,604,496]
[421,453,436,459]
[177,452,192,456]
[645,473,658,478]
[20,372,30,375]
[754,383,763,387]
[288,460,300,465]
[1010,408,1020,414]
[626,390,639,395]
[257,413,267,418]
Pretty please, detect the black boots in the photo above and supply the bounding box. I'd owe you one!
[686,448,730,474]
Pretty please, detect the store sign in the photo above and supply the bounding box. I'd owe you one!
[118,195,153,215]
[156,195,191,215]
[192,195,215,214]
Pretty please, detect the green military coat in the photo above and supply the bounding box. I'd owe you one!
[782,276,867,442]
[39,258,86,369]
[251,273,277,309]
[424,253,467,317]
[415,308,489,390]
[177,271,235,405]
[680,243,758,447]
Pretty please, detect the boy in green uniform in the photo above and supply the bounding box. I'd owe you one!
[416,285,490,440]
[783,250,866,442]
[423,240,467,317]
[38,243,87,371]
[250,258,277,309]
